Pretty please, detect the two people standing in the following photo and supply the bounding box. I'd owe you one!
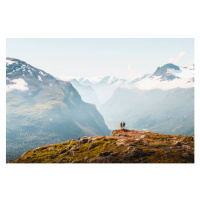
[120,121,126,130]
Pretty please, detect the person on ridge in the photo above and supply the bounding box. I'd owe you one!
[120,122,123,129]
[123,121,126,130]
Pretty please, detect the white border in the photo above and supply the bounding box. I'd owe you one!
[0,1,199,200]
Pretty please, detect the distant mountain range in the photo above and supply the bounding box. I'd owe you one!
[62,63,194,136]
[78,76,126,104]
[63,63,194,104]
[6,58,110,162]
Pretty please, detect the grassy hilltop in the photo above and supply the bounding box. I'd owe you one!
[9,129,194,163]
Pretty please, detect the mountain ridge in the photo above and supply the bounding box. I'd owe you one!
[63,63,194,105]
[65,62,194,91]
[9,129,194,163]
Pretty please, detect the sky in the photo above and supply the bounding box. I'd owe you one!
[6,38,194,80]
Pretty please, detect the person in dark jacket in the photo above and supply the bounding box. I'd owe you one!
[120,122,123,129]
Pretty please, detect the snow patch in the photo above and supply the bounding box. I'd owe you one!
[15,67,22,72]
[176,66,194,79]
[28,69,33,75]
[6,59,17,65]
[39,71,46,76]
[6,78,29,92]
[38,75,42,81]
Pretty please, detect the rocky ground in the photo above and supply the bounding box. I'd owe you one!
[9,129,194,163]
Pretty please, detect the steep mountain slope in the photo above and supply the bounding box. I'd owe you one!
[101,87,194,135]
[6,58,110,162]
[69,79,100,107]
[10,129,194,163]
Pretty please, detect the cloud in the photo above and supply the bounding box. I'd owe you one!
[127,64,144,80]
[168,52,186,64]
[6,78,29,92]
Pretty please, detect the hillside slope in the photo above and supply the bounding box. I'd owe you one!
[10,129,194,163]
[101,87,194,135]
[6,58,110,162]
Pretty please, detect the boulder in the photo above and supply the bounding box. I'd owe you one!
[69,149,74,157]
[33,147,40,153]
[110,152,119,157]
[116,139,126,146]
[99,151,113,156]
[88,143,98,150]
[110,130,117,137]
[120,147,143,160]
[129,143,136,147]
[67,146,72,150]
[88,137,98,143]
[65,151,69,156]
[118,134,128,137]
[50,153,59,159]
[77,138,89,146]
[175,141,182,146]
[59,149,67,155]
[73,147,79,151]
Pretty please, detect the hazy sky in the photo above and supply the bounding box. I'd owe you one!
[6,38,194,79]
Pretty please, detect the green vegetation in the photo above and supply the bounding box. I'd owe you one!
[10,129,194,163]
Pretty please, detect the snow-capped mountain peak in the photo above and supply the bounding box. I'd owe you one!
[135,63,194,90]
[6,57,48,78]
